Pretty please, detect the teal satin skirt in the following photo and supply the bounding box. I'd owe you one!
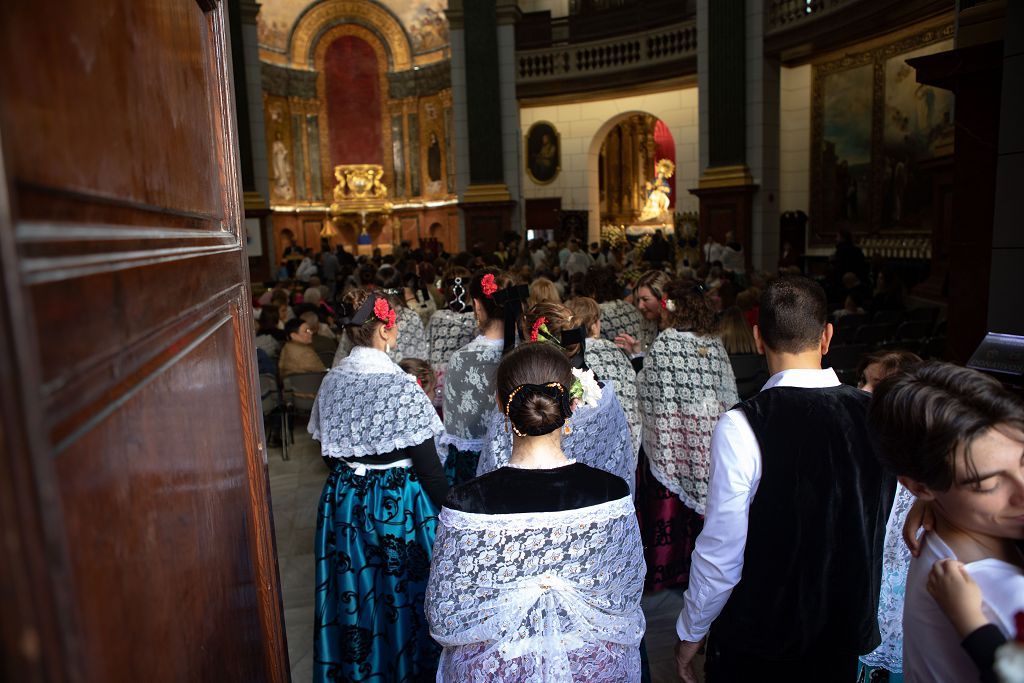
[314,460,440,682]
[442,445,481,488]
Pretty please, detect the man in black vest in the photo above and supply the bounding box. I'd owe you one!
[674,275,895,682]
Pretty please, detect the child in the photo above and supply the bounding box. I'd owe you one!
[869,363,1024,683]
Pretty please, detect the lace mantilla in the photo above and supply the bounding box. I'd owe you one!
[429,310,479,369]
[586,337,641,456]
[310,347,444,458]
[442,336,503,445]
[860,483,916,672]
[599,300,643,345]
[637,329,738,513]
[426,495,645,682]
[477,380,636,494]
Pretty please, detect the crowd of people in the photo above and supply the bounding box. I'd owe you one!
[252,231,1023,683]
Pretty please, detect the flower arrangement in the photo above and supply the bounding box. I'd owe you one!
[530,316,549,342]
[481,273,498,298]
[570,368,602,409]
[373,298,397,329]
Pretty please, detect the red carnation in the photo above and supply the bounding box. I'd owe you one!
[660,296,667,310]
[373,298,396,329]
[530,316,548,342]
[481,273,498,298]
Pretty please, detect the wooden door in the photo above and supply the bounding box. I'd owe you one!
[0,2,289,681]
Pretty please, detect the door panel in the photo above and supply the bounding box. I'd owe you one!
[0,1,288,681]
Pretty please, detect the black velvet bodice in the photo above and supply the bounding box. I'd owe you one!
[444,462,629,514]
[712,385,896,659]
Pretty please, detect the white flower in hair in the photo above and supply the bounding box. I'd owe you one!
[570,368,602,409]
[665,299,677,312]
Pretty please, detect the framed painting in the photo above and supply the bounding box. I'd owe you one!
[525,121,560,185]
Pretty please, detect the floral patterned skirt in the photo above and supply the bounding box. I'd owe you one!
[635,448,704,592]
[314,461,441,682]
[442,445,481,488]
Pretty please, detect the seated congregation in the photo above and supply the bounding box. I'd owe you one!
[254,237,1024,683]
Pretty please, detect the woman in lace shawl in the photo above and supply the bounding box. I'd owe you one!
[585,266,644,348]
[440,269,527,486]
[636,277,739,591]
[476,302,636,493]
[613,270,670,360]
[427,266,478,408]
[566,296,641,457]
[331,265,430,365]
[426,343,645,682]
[856,350,922,683]
[309,288,449,682]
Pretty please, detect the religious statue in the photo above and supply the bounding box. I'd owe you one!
[271,132,293,200]
[426,131,443,195]
[638,158,675,223]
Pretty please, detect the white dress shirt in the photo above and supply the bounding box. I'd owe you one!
[675,367,842,641]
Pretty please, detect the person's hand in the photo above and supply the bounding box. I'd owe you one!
[902,498,935,557]
[615,333,641,355]
[674,639,702,683]
[927,559,988,638]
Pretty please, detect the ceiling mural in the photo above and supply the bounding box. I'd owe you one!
[257,0,448,55]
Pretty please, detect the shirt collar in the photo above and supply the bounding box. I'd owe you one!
[761,367,841,392]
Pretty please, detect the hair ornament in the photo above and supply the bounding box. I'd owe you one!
[530,317,549,343]
[662,297,677,313]
[373,297,397,329]
[570,367,602,409]
[339,296,378,327]
[481,273,498,298]
[504,382,574,437]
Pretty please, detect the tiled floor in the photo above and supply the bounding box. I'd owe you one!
[267,428,704,682]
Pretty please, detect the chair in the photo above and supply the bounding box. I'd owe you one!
[872,310,903,326]
[895,321,931,341]
[282,371,327,445]
[730,353,770,401]
[260,373,288,461]
[854,323,896,346]
[823,344,869,374]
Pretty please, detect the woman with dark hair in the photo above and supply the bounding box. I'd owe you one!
[439,268,522,486]
[426,343,645,681]
[476,302,637,493]
[310,288,448,683]
[636,278,738,592]
[427,266,478,407]
[586,266,644,347]
[255,305,286,359]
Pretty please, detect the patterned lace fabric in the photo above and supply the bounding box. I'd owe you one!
[476,382,637,494]
[310,346,444,458]
[586,337,641,456]
[599,300,642,345]
[396,306,430,361]
[440,336,504,453]
[637,329,739,514]
[330,306,429,366]
[860,483,916,672]
[428,310,479,369]
[425,496,646,682]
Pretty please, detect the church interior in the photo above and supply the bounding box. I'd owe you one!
[1,0,1022,681]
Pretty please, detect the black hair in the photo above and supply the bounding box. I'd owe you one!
[757,275,828,353]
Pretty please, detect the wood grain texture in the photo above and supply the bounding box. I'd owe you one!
[0,1,289,681]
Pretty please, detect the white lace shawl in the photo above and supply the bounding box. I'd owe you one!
[598,300,642,345]
[476,381,637,494]
[637,329,739,513]
[426,496,646,682]
[860,483,916,672]
[428,309,479,369]
[586,338,641,456]
[309,346,444,458]
[330,306,429,366]
[440,336,504,453]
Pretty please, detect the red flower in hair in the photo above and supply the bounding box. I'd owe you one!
[481,274,498,298]
[530,316,548,342]
[660,296,667,310]
[373,298,396,330]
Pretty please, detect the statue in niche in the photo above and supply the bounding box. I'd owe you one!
[638,158,675,223]
[426,131,443,194]
[272,132,293,200]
